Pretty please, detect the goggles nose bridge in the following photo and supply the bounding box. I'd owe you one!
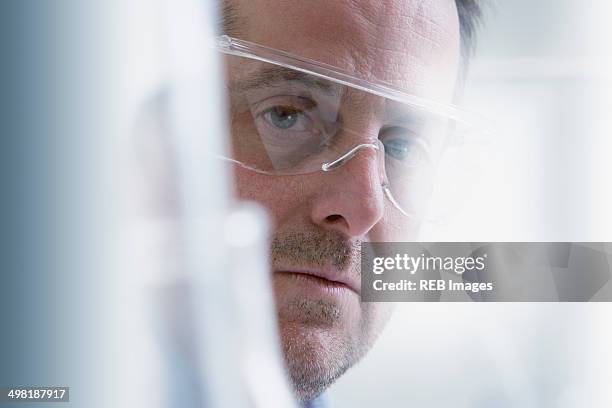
[320,140,389,186]
[321,142,380,172]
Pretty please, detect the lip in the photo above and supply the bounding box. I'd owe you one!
[274,267,361,295]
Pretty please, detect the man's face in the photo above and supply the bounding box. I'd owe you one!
[228,0,460,401]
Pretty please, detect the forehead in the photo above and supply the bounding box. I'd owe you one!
[232,0,461,101]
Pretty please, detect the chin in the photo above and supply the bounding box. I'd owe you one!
[278,318,358,402]
[275,302,391,402]
[272,279,395,400]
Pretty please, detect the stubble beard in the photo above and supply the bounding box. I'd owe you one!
[271,228,379,402]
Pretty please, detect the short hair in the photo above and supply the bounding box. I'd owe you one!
[220,0,483,64]
[455,0,483,61]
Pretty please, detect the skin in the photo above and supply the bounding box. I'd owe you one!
[228,0,461,401]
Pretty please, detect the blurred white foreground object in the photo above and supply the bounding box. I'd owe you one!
[161,0,298,407]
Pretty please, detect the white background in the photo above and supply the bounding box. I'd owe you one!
[330,1,612,406]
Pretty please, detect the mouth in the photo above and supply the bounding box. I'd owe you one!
[274,268,361,296]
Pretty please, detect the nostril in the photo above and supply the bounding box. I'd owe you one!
[325,214,343,223]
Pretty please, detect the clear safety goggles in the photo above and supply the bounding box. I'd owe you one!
[217,35,479,220]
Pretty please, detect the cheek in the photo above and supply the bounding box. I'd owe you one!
[234,168,305,225]
[368,207,421,242]
[360,301,395,345]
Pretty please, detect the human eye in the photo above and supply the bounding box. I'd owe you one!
[384,138,413,160]
[251,94,325,139]
[261,105,311,131]
[380,127,430,167]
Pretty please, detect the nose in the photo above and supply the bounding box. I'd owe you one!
[309,143,386,238]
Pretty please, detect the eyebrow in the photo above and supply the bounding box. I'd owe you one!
[229,65,342,96]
